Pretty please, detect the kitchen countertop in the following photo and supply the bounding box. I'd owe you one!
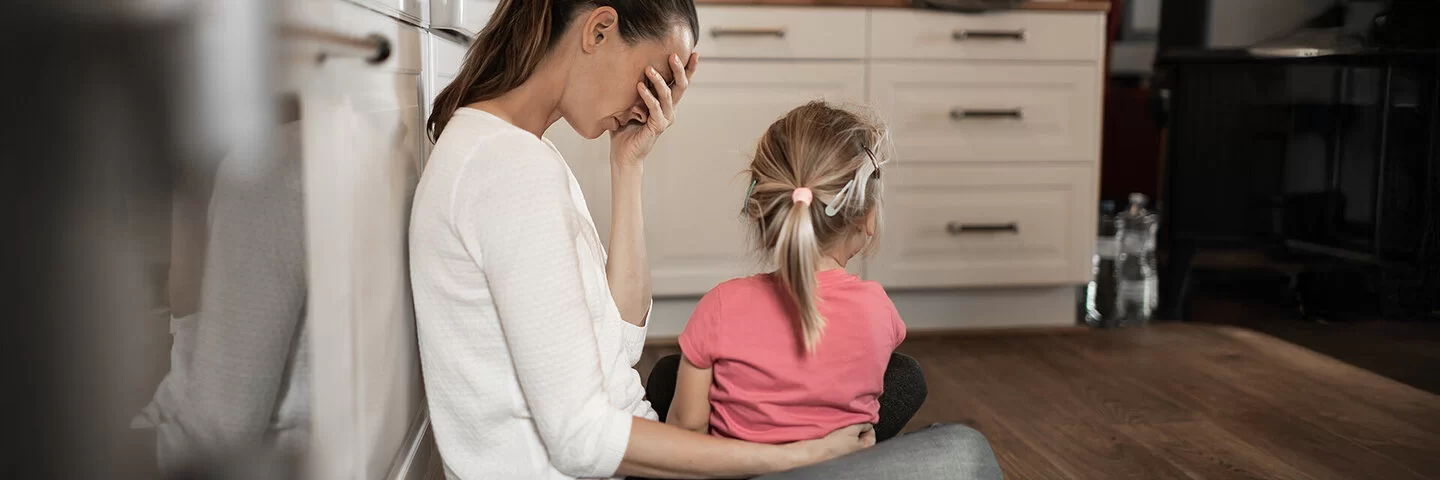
[694,0,1110,12]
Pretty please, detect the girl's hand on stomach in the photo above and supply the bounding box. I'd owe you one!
[786,423,876,468]
[609,52,698,169]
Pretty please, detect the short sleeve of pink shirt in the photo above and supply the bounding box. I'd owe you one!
[678,288,723,369]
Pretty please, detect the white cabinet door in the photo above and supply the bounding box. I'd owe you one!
[295,1,427,479]
[424,32,467,116]
[869,62,1101,164]
[547,60,867,296]
[869,10,1105,62]
[868,164,1096,288]
[422,32,468,166]
[430,0,499,38]
[695,5,868,60]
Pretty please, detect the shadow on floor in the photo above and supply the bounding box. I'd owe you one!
[1184,268,1440,395]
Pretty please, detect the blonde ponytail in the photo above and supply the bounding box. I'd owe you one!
[775,190,824,352]
[745,101,889,354]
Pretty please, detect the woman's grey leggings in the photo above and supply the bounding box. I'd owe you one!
[754,423,1004,480]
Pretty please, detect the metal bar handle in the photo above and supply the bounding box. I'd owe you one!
[710,26,787,38]
[947,222,1019,235]
[282,24,391,64]
[949,108,1024,121]
[952,29,1027,41]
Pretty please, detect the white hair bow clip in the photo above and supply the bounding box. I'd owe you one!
[823,146,886,217]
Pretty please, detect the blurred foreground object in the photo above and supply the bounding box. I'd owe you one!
[0,0,278,477]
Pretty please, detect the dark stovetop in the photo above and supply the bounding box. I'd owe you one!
[1159,27,1440,66]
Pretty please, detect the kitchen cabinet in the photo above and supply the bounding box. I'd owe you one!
[869,9,1105,62]
[422,31,468,167]
[694,6,867,60]
[348,0,424,26]
[548,5,1107,335]
[430,0,498,38]
[289,0,427,478]
[867,164,1095,288]
[424,32,467,118]
[868,63,1102,163]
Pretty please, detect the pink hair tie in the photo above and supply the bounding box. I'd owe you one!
[791,187,813,206]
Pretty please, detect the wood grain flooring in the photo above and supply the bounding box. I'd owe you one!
[637,323,1440,479]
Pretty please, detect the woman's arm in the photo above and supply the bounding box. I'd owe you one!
[605,164,650,326]
[620,419,874,479]
[605,52,698,326]
[666,355,713,434]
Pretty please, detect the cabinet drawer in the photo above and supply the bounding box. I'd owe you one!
[870,63,1101,163]
[870,10,1105,62]
[696,6,867,60]
[289,0,424,73]
[335,0,422,72]
[869,165,1095,288]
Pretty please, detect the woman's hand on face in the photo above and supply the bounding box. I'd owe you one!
[785,423,875,469]
[610,52,699,169]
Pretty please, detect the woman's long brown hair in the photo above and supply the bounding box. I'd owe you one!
[426,0,699,142]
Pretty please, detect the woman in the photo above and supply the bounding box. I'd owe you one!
[410,1,1002,478]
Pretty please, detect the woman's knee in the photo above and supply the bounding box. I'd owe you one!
[923,424,1004,478]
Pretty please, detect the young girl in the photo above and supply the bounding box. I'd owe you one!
[665,101,907,444]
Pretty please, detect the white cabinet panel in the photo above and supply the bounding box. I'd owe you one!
[290,0,424,73]
[430,0,498,37]
[870,62,1101,163]
[424,32,468,116]
[547,60,867,296]
[345,0,424,26]
[296,2,426,479]
[869,164,1096,288]
[870,9,1105,62]
[695,6,868,59]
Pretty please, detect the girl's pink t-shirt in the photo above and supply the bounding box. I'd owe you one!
[677,269,906,444]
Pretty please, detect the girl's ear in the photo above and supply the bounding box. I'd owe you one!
[863,208,878,236]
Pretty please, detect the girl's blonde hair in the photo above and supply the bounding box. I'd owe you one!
[743,101,889,353]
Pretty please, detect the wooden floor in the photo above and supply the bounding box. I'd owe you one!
[638,323,1440,479]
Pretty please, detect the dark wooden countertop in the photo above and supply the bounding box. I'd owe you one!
[694,0,1111,12]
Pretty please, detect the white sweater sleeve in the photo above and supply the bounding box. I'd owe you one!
[621,301,651,368]
[456,137,632,478]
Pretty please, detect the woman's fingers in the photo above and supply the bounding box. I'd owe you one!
[819,423,875,457]
[669,53,695,104]
[648,65,673,118]
[635,81,666,132]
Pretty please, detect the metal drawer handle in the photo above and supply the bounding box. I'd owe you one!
[281,24,391,65]
[710,26,787,38]
[952,29,1027,41]
[950,108,1024,121]
[947,222,1019,235]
